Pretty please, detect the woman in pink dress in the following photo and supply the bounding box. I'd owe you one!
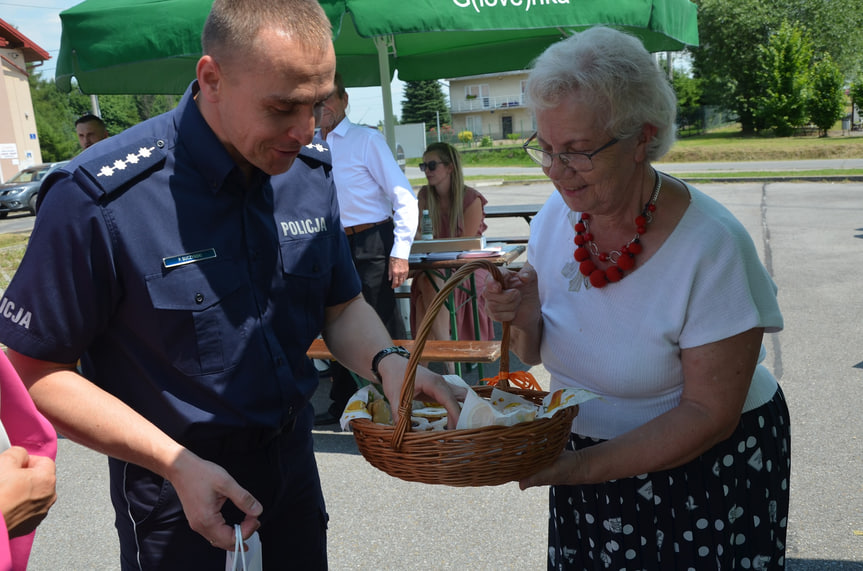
[410,143,494,372]
[0,350,57,570]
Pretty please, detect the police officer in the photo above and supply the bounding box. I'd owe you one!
[0,1,462,569]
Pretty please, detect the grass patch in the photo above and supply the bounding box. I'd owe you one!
[408,127,863,166]
[409,169,863,187]
[665,132,863,162]
[675,169,863,179]
[0,232,30,291]
[409,174,546,186]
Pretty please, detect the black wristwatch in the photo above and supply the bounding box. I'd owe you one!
[371,346,411,383]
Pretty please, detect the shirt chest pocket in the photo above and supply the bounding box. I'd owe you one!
[278,234,336,292]
[276,234,337,336]
[145,259,249,376]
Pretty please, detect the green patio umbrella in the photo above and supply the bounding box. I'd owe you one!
[56,0,698,147]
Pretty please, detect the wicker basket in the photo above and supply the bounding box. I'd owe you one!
[350,259,578,487]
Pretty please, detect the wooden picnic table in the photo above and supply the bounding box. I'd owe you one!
[408,244,525,377]
[484,204,542,244]
[483,203,543,225]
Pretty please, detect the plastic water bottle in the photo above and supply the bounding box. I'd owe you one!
[421,209,433,239]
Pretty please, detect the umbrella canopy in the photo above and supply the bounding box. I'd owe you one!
[55,0,207,95]
[324,0,698,88]
[56,0,698,146]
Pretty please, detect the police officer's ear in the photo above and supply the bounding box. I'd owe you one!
[196,55,222,101]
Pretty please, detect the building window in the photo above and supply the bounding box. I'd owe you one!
[465,84,490,108]
[465,115,483,136]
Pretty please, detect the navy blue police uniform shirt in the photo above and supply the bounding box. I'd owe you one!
[0,82,361,443]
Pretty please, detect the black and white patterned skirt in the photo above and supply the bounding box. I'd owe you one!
[548,386,790,570]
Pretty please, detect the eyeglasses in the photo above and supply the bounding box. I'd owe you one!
[419,160,449,172]
[522,132,619,171]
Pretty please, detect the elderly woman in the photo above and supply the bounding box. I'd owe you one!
[482,27,789,569]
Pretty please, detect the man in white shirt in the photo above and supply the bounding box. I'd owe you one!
[315,72,419,425]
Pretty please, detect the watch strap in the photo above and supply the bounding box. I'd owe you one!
[371,346,411,383]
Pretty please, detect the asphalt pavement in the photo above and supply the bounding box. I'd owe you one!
[11,161,863,569]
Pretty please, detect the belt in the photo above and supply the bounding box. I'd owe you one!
[344,218,391,236]
[186,416,298,458]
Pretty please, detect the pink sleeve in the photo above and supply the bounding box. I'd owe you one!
[0,351,58,569]
[0,352,57,460]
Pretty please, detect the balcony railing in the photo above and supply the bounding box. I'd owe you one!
[451,93,526,114]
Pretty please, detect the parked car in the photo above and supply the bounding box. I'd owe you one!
[0,161,70,218]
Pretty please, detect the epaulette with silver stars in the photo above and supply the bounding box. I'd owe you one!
[298,140,332,167]
[78,139,167,197]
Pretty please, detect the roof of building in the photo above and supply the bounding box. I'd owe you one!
[0,17,50,63]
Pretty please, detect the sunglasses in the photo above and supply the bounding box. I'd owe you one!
[419,160,449,172]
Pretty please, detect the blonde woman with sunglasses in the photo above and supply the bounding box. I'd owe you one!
[410,143,494,371]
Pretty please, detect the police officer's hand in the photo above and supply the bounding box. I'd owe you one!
[389,257,409,289]
[0,446,57,538]
[169,450,262,551]
[378,359,465,429]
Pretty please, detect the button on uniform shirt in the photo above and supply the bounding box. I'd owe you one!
[324,117,418,260]
[0,82,361,443]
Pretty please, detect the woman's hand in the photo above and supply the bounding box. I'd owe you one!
[482,262,544,364]
[0,446,57,538]
[482,263,541,330]
[518,449,588,490]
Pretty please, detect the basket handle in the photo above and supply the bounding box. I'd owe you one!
[391,259,511,448]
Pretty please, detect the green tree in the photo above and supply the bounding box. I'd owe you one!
[97,95,142,136]
[783,0,863,80]
[401,80,450,129]
[672,70,702,110]
[692,0,778,134]
[807,55,846,136]
[850,80,863,124]
[30,66,180,160]
[672,69,703,132]
[692,0,863,134]
[29,70,81,162]
[752,21,813,136]
[133,94,178,122]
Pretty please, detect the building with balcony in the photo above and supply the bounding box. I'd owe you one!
[0,18,49,182]
[448,70,534,142]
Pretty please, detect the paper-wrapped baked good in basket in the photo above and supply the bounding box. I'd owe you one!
[340,375,596,432]
[343,259,598,487]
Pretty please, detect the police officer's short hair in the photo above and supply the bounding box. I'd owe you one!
[202,0,332,64]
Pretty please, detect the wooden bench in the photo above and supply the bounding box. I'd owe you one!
[307,337,501,364]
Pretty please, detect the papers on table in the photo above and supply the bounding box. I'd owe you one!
[411,236,485,254]
[409,246,503,262]
[457,249,504,259]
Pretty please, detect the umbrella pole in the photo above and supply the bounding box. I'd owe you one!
[373,35,397,157]
[90,94,102,117]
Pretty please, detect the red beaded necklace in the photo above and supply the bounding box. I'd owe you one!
[573,171,662,288]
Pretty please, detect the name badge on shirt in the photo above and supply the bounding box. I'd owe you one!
[162,248,217,269]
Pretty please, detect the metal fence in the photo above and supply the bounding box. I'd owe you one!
[678,105,737,137]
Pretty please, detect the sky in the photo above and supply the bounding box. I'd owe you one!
[1,0,404,126]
